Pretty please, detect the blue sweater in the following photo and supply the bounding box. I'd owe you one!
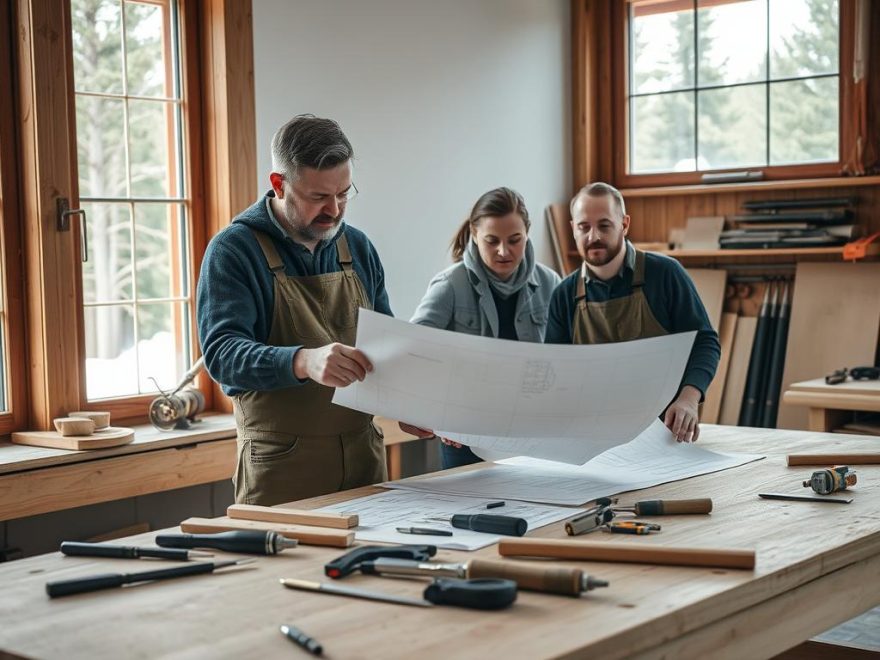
[197,192,392,395]
[545,246,720,397]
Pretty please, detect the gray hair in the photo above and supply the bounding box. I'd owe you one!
[572,181,626,217]
[271,114,354,179]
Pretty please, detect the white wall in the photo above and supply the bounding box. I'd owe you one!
[253,0,571,319]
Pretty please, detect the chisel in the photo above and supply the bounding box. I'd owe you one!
[362,557,609,597]
[614,498,713,515]
[424,514,528,536]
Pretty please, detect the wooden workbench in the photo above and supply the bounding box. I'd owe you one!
[0,425,878,659]
[783,378,880,432]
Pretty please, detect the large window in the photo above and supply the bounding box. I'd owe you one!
[72,0,193,400]
[621,0,845,184]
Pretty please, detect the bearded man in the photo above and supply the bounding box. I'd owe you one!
[197,115,391,505]
[545,182,720,443]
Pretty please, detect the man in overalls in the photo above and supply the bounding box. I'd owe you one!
[197,115,391,506]
[546,182,720,443]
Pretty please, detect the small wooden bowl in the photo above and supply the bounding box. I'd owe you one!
[54,417,96,437]
[68,411,111,430]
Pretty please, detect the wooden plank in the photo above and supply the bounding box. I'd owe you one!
[0,426,878,659]
[702,313,737,424]
[773,640,880,660]
[180,516,354,548]
[227,504,358,529]
[0,439,236,521]
[719,316,758,426]
[686,269,727,331]
[11,426,134,450]
[777,263,880,430]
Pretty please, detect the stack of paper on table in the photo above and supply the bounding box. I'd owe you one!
[387,421,763,506]
[316,490,579,551]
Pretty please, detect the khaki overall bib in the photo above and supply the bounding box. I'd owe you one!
[572,249,668,344]
[232,230,387,506]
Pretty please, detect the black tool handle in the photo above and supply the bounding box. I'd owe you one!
[156,531,272,554]
[60,542,136,559]
[60,542,192,561]
[451,514,528,537]
[46,562,216,598]
[634,499,713,515]
[423,578,517,610]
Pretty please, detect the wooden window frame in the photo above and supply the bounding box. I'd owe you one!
[13,0,254,431]
[575,0,859,190]
[0,1,29,436]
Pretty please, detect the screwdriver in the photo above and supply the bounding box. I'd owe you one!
[60,541,212,561]
[46,558,255,598]
[155,530,298,555]
[614,498,713,516]
[424,514,528,537]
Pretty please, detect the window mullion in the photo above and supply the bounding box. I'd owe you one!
[16,0,85,429]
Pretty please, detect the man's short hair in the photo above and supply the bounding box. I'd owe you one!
[572,182,626,217]
[271,114,354,179]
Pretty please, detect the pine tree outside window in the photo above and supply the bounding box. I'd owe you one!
[621,0,845,185]
[72,0,193,400]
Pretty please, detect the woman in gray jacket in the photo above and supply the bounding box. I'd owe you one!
[408,187,561,468]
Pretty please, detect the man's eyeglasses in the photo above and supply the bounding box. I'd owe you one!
[825,366,880,385]
[297,182,358,205]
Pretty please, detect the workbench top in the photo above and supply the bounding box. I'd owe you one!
[0,425,878,660]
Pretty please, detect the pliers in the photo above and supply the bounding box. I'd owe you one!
[602,521,661,535]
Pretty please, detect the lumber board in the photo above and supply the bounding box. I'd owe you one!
[719,316,758,425]
[702,313,738,424]
[686,268,727,331]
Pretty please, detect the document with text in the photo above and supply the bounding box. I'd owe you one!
[316,489,579,551]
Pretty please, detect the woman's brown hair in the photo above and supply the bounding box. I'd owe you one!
[450,187,530,262]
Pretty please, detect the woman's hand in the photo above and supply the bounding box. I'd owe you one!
[398,422,461,448]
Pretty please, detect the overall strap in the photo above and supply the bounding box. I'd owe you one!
[250,229,286,276]
[336,234,354,272]
[631,249,647,287]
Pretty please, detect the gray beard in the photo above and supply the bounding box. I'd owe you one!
[295,219,342,244]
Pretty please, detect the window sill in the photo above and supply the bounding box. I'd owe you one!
[0,413,237,476]
[619,175,880,198]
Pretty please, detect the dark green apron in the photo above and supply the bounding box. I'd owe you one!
[232,230,386,506]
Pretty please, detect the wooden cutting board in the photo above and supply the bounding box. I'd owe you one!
[10,426,135,450]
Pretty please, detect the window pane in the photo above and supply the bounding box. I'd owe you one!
[72,0,124,95]
[76,96,127,198]
[125,1,170,98]
[85,304,138,399]
[697,0,766,86]
[698,84,766,170]
[631,5,694,94]
[631,92,695,173]
[129,100,175,197]
[82,202,133,303]
[770,0,838,78]
[137,302,190,393]
[135,203,187,300]
[770,77,838,165]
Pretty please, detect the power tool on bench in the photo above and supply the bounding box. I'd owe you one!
[803,465,857,495]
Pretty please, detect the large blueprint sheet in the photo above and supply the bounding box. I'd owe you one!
[333,310,696,440]
[386,420,763,506]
